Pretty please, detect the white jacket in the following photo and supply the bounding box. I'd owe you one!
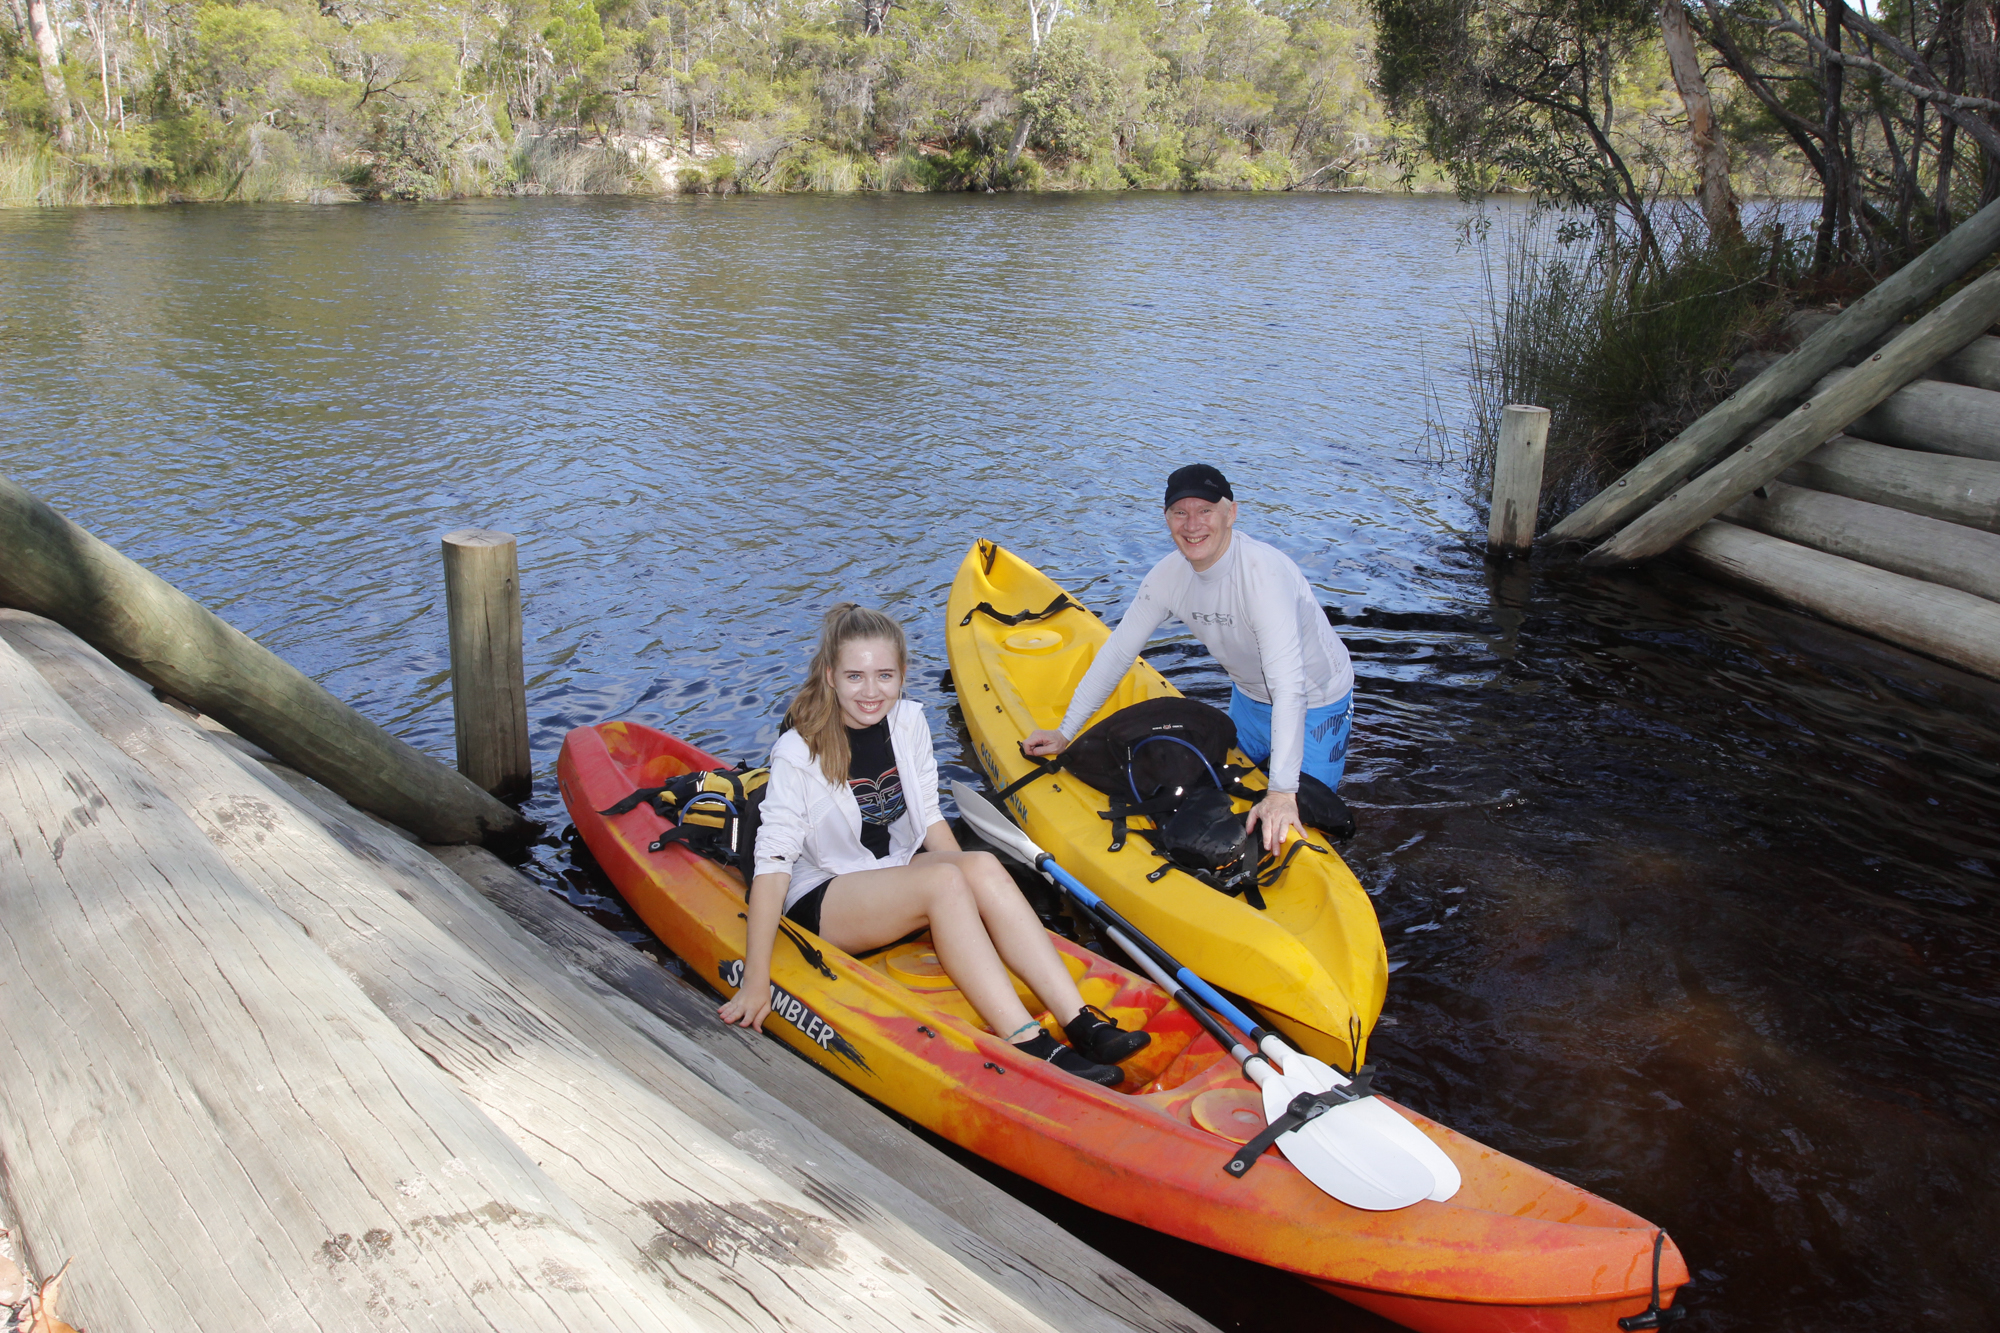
[753,698,945,910]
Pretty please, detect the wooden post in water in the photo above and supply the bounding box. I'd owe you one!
[442,529,530,801]
[0,472,528,846]
[1487,405,1550,559]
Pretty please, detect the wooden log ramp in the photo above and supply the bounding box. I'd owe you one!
[1542,217,2000,682]
[0,608,1215,1333]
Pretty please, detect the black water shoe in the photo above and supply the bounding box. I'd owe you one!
[1015,1031,1124,1087]
[1064,1004,1151,1064]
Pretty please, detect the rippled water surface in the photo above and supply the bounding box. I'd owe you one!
[3,195,1995,1331]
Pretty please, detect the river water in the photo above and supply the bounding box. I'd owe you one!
[2,195,1994,1331]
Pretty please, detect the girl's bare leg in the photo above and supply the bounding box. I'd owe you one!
[910,850,1089,1026]
[816,861,1041,1038]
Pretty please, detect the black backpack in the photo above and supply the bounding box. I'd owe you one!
[600,766,770,872]
[997,697,1354,908]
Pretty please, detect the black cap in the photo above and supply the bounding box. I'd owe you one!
[1163,464,1234,509]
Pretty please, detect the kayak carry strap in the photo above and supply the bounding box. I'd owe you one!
[600,785,673,818]
[1255,838,1327,888]
[959,592,1078,628]
[1225,1067,1376,1178]
[994,753,1064,804]
[1616,1232,1687,1329]
[778,922,837,980]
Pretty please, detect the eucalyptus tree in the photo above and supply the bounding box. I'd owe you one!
[1372,0,1667,264]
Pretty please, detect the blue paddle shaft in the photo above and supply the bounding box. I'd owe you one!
[1036,854,1268,1043]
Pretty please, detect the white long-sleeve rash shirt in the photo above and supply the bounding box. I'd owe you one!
[1057,534,1353,793]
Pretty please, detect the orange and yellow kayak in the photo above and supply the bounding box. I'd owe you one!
[559,720,1687,1333]
[947,539,1386,1071]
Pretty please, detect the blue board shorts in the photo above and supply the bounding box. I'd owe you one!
[1228,687,1353,792]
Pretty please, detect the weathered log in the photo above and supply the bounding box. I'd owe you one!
[0,472,526,845]
[1680,522,2000,680]
[1488,405,1550,558]
[1722,481,2000,602]
[1932,333,2000,391]
[0,612,1085,1333]
[1780,436,2000,532]
[443,529,532,800]
[1786,309,2000,392]
[1548,193,2000,544]
[1586,266,2000,565]
[1809,371,2000,462]
[0,629,689,1333]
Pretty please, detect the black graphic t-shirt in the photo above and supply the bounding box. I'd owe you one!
[846,719,905,859]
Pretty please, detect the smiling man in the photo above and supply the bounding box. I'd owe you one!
[1021,463,1354,854]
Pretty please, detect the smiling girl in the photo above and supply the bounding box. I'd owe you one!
[718,603,1148,1085]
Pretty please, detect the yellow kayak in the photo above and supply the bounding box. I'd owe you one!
[946,539,1388,1070]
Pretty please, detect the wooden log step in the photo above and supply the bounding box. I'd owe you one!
[0,611,1091,1333]
[1547,193,2000,544]
[1930,333,2000,391]
[1781,436,2000,532]
[1722,481,2000,602]
[1811,371,2000,462]
[1786,309,2000,393]
[1585,266,2000,565]
[1680,522,2000,680]
[0,624,693,1333]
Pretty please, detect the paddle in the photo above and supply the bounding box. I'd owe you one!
[952,781,1455,1210]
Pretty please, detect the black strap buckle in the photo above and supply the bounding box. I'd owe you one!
[1225,1067,1376,1177]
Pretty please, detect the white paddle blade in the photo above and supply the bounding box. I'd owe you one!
[949,780,1045,867]
[1256,1065,1435,1211]
[1260,1039,1462,1203]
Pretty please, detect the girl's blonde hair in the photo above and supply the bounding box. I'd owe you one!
[783,603,909,784]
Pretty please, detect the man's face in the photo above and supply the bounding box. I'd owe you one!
[1165,497,1237,570]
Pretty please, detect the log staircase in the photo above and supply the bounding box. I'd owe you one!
[1548,200,2000,682]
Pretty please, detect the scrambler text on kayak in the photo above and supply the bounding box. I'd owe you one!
[719,958,871,1071]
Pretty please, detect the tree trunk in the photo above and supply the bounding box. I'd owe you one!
[1814,0,1858,267]
[1660,0,1741,243]
[24,0,74,152]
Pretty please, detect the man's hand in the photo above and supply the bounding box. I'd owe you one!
[1021,730,1069,758]
[1245,790,1304,856]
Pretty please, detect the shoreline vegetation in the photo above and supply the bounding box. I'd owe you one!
[7,0,1999,529]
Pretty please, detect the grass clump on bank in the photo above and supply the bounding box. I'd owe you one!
[1457,207,1812,528]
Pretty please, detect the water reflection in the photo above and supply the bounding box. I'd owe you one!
[2,195,1994,1331]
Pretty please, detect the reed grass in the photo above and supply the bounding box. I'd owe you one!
[1457,206,1807,527]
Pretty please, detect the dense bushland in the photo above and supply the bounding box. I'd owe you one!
[0,0,1408,201]
[1400,0,2000,513]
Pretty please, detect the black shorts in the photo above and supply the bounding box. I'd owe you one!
[784,882,831,935]
[782,879,925,958]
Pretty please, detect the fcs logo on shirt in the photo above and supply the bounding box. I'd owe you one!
[720,958,872,1072]
[1189,611,1236,626]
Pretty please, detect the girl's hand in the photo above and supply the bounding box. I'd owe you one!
[719,975,773,1032]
